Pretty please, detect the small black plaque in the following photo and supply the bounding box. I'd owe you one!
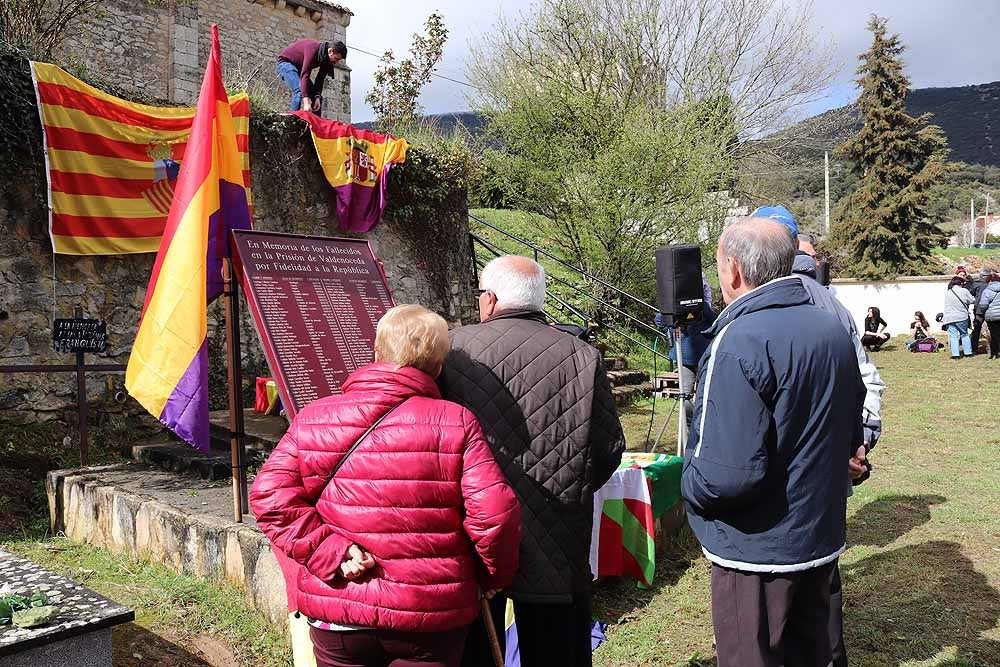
[52,319,107,354]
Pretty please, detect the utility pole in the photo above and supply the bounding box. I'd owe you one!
[824,151,831,234]
[971,198,975,247]
[985,194,992,246]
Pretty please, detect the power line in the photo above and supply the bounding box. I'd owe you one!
[346,42,479,90]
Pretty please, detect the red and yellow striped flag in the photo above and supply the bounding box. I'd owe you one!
[30,61,251,255]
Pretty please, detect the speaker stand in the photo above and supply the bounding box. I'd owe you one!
[648,328,690,456]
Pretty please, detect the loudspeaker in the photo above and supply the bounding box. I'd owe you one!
[816,260,831,287]
[655,244,704,326]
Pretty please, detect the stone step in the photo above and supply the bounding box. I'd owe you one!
[603,356,629,371]
[132,439,233,481]
[606,369,649,387]
[45,465,288,630]
[612,382,652,407]
[208,408,288,452]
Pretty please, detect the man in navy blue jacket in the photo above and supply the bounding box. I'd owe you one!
[682,218,866,667]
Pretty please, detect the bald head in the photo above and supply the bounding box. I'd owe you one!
[716,218,796,304]
[478,255,546,320]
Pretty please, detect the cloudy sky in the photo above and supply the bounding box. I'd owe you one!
[344,0,1000,124]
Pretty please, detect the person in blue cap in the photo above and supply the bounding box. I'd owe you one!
[750,204,886,667]
[751,205,799,237]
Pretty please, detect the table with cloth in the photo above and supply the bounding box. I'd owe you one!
[589,452,684,587]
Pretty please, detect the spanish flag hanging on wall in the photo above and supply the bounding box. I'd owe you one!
[29,61,251,255]
[125,26,252,451]
[291,111,407,233]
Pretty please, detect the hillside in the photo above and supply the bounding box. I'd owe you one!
[354,112,485,136]
[778,81,1000,166]
[356,82,1000,167]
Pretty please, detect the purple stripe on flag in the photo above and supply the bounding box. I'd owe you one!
[206,179,252,303]
[332,163,399,233]
[159,338,210,451]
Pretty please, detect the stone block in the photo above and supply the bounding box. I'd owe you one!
[224,530,246,583]
[134,503,152,555]
[2,336,29,358]
[251,545,288,627]
[110,493,137,557]
[94,485,116,549]
[173,51,198,68]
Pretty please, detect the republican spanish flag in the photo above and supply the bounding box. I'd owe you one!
[29,60,250,255]
[125,26,252,451]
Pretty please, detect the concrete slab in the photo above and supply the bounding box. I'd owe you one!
[208,409,288,452]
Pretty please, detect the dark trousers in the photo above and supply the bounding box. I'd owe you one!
[987,320,1000,357]
[971,316,985,353]
[310,626,467,667]
[461,593,593,667]
[860,333,888,349]
[711,562,837,667]
[829,563,847,667]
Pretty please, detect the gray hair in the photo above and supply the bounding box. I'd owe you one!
[720,218,795,288]
[480,255,546,311]
[798,232,816,246]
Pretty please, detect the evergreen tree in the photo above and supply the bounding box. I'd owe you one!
[832,16,951,279]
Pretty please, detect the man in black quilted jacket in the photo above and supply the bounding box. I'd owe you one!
[440,254,625,667]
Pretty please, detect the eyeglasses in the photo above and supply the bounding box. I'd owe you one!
[474,288,492,298]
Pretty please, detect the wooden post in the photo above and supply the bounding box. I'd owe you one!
[73,306,89,467]
[223,257,248,522]
[480,598,505,667]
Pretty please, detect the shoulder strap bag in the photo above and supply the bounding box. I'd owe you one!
[322,398,408,488]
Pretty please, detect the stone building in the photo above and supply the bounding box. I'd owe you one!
[62,0,353,122]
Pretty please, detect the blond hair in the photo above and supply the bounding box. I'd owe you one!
[374,304,450,375]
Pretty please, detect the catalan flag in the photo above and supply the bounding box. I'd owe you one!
[125,26,252,451]
[29,61,250,255]
[290,112,407,233]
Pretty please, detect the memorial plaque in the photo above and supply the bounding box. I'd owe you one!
[52,318,107,354]
[232,230,395,417]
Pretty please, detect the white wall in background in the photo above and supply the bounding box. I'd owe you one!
[830,276,954,337]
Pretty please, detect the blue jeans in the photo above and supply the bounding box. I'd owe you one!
[275,61,301,111]
[946,320,972,357]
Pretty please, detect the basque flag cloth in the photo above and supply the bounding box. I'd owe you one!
[589,453,684,588]
[29,59,250,255]
[125,26,252,451]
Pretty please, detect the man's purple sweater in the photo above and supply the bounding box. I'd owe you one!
[277,39,331,101]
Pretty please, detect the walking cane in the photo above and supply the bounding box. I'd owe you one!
[480,597,505,667]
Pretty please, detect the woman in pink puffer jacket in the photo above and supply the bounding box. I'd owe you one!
[250,305,520,667]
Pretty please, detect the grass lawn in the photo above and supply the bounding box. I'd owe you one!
[2,339,997,666]
[593,338,1000,666]
[936,247,1000,263]
[1,539,290,666]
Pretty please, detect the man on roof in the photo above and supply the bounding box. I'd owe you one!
[276,39,347,115]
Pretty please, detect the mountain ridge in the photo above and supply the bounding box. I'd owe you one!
[357,80,1000,167]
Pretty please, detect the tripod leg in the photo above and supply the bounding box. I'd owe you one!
[651,397,679,452]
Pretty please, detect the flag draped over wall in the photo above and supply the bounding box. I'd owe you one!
[125,25,252,452]
[30,61,250,255]
[290,112,408,233]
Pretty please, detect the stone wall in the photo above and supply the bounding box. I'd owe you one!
[62,0,352,121]
[0,91,475,427]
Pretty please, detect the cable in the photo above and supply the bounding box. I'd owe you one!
[644,335,658,451]
[346,42,480,90]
